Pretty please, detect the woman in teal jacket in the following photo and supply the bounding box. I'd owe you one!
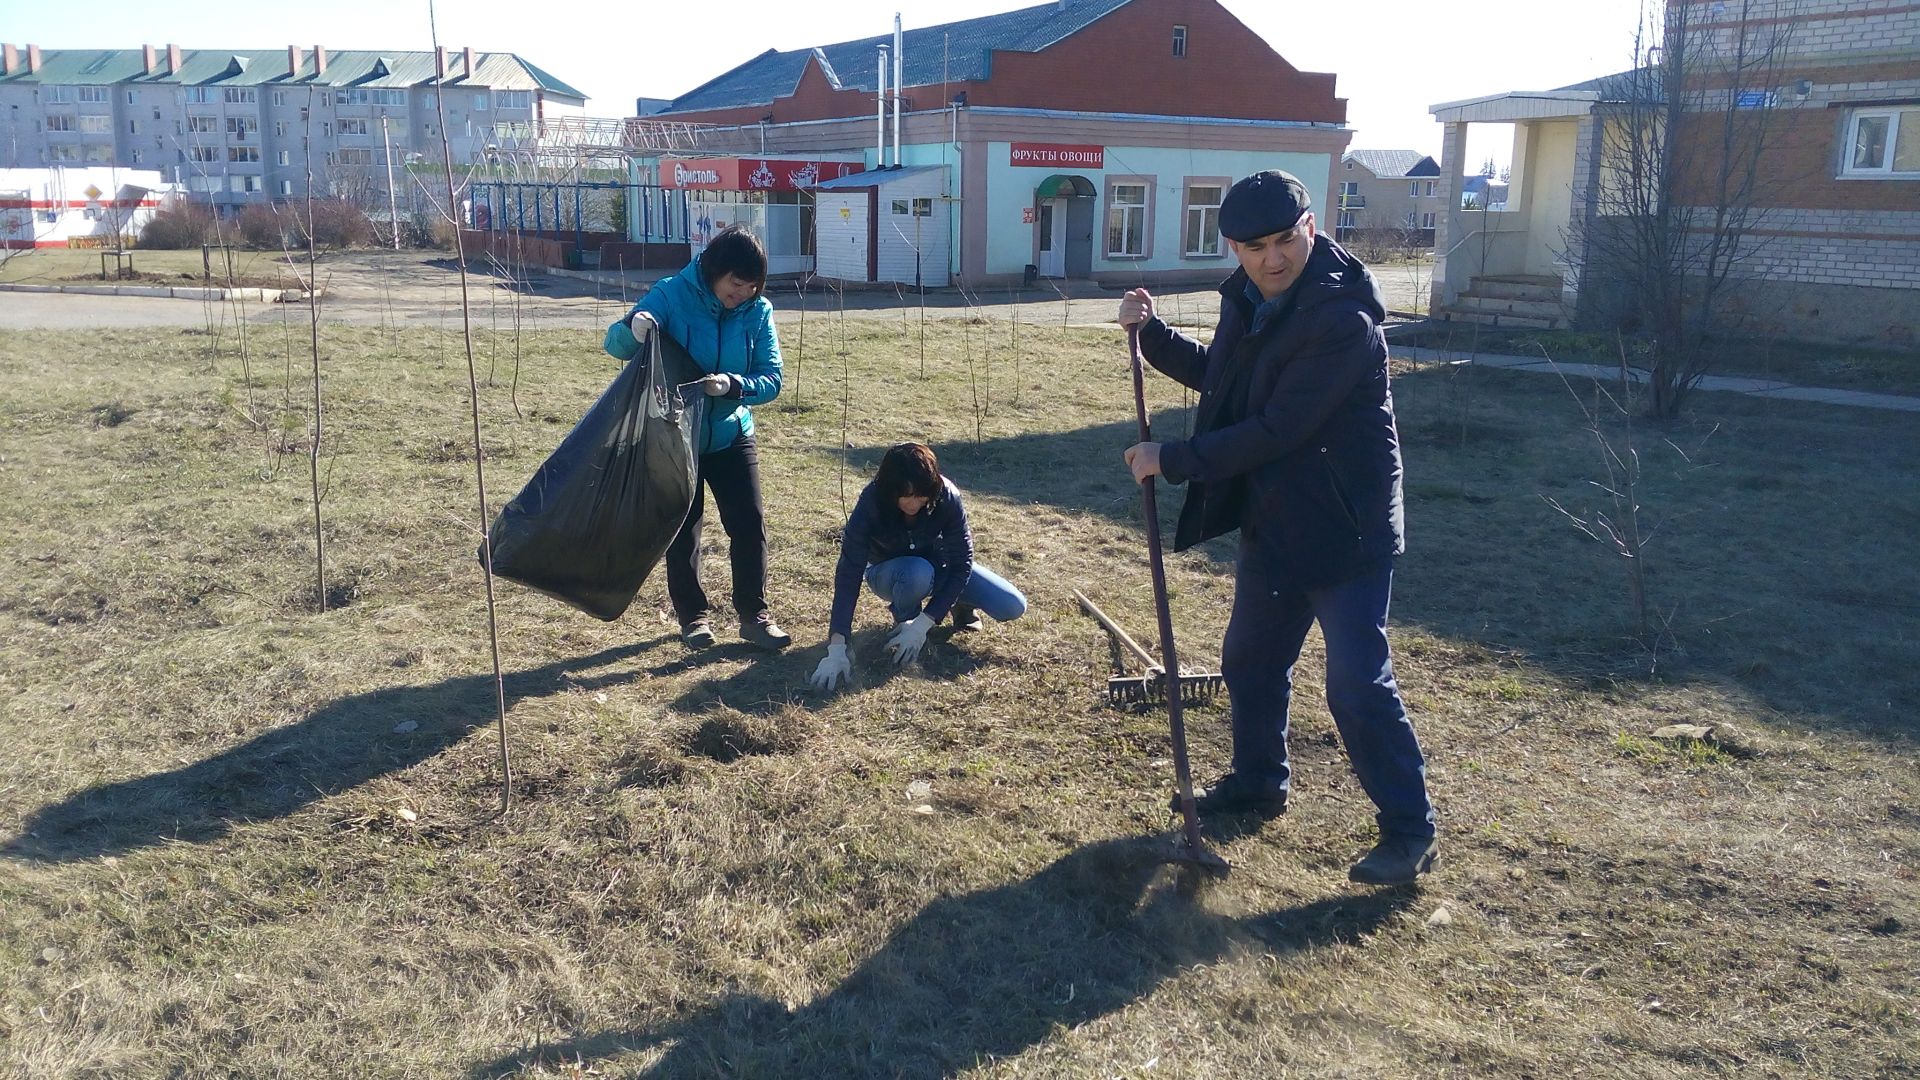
[604,226,789,650]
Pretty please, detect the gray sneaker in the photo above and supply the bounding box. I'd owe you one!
[1348,835,1437,886]
[681,619,716,649]
[739,611,791,650]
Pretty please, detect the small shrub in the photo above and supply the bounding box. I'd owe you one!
[138,202,218,249]
[284,199,376,250]
[237,204,294,250]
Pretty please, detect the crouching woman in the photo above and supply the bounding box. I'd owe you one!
[810,443,1027,690]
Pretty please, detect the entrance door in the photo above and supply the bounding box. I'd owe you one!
[1036,198,1067,277]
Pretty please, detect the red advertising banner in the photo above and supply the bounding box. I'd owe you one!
[1009,142,1105,168]
[660,158,864,191]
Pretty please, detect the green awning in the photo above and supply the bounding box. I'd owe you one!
[1034,174,1097,198]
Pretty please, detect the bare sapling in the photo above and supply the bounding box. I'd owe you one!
[430,0,514,812]
[1540,336,1714,669]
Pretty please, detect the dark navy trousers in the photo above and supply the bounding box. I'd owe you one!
[1220,549,1435,840]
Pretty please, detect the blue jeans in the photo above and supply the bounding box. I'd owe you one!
[1221,552,1434,840]
[864,557,1028,625]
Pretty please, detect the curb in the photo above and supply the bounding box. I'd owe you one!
[0,281,320,303]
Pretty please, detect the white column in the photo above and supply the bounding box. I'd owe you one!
[1431,120,1471,317]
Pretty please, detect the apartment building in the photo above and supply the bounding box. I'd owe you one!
[1335,149,1441,247]
[0,43,585,213]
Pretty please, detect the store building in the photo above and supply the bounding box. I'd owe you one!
[640,0,1350,287]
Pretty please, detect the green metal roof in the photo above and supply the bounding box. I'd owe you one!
[0,47,584,100]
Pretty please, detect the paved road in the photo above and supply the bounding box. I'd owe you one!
[0,249,1434,332]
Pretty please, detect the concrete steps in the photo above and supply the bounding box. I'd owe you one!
[1437,274,1569,330]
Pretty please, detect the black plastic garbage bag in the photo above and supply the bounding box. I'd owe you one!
[482,314,707,620]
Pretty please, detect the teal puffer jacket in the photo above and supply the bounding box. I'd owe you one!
[603,258,783,455]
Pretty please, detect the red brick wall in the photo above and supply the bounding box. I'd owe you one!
[664,0,1341,126]
[1671,107,1915,214]
[969,0,1342,122]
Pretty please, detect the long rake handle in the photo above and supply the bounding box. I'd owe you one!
[1128,324,1205,857]
[1071,588,1160,671]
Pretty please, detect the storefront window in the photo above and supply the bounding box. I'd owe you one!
[1183,183,1222,256]
[1106,183,1147,257]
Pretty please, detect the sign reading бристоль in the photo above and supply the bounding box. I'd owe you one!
[1009,143,1105,168]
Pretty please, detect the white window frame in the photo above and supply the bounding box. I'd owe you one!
[45,85,74,104]
[45,114,75,132]
[272,90,287,107]
[338,118,370,136]
[188,115,218,134]
[190,146,219,163]
[1337,210,1356,230]
[77,115,111,134]
[1181,178,1226,257]
[1410,181,1421,197]
[493,90,530,110]
[227,146,261,163]
[473,93,489,111]
[78,85,109,103]
[1172,25,1187,58]
[1425,180,1437,197]
[224,87,258,105]
[1104,177,1152,259]
[1841,107,1920,177]
[1422,211,1436,229]
[280,180,294,196]
[184,87,214,104]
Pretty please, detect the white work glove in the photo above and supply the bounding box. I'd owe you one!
[809,642,851,690]
[885,614,936,665]
[699,374,733,396]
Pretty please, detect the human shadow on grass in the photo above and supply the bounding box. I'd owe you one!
[667,624,989,719]
[467,835,1413,1079]
[917,379,1920,743]
[5,640,670,864]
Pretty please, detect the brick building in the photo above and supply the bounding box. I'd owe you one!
[1427,0,1920,344]
[638,0,1351,287]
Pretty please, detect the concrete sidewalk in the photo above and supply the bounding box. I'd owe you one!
[1392,344,1920,414]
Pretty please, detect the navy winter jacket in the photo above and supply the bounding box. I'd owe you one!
[1137,234,1405,590]
[829,477,974,638]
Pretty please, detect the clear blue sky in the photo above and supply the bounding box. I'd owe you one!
[1,0,1653,168]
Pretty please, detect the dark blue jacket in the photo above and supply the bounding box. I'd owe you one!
[829,477,973,637]
[1138,234,1405,590]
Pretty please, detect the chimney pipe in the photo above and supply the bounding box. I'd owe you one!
[27,44,41,75]
[314,45,327,78]
[289,45,303,78]
[144,45,157,75]
[435,46,447,81]
[167,44,181,75]
[876,46,888,169]
[893,14,903,167]
[4,44,17,77]
[464,47,475,80]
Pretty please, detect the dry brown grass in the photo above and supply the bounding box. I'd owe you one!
[0,315,1915,1078]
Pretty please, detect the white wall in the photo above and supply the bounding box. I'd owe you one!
[815,190,868,281]
[873,171,950,287]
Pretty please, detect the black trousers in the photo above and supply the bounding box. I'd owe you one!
[665,434,769,624]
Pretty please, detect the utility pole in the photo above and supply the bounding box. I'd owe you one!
[382,114,400,249]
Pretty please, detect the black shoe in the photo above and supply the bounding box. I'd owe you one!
[950,605,984,632]
[681,619,716,649]
[739,611,791,650]
[1348,835,1438,886]
[1172,772,1289,817]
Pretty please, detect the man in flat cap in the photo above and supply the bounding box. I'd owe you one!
[1117,169,1436,886]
